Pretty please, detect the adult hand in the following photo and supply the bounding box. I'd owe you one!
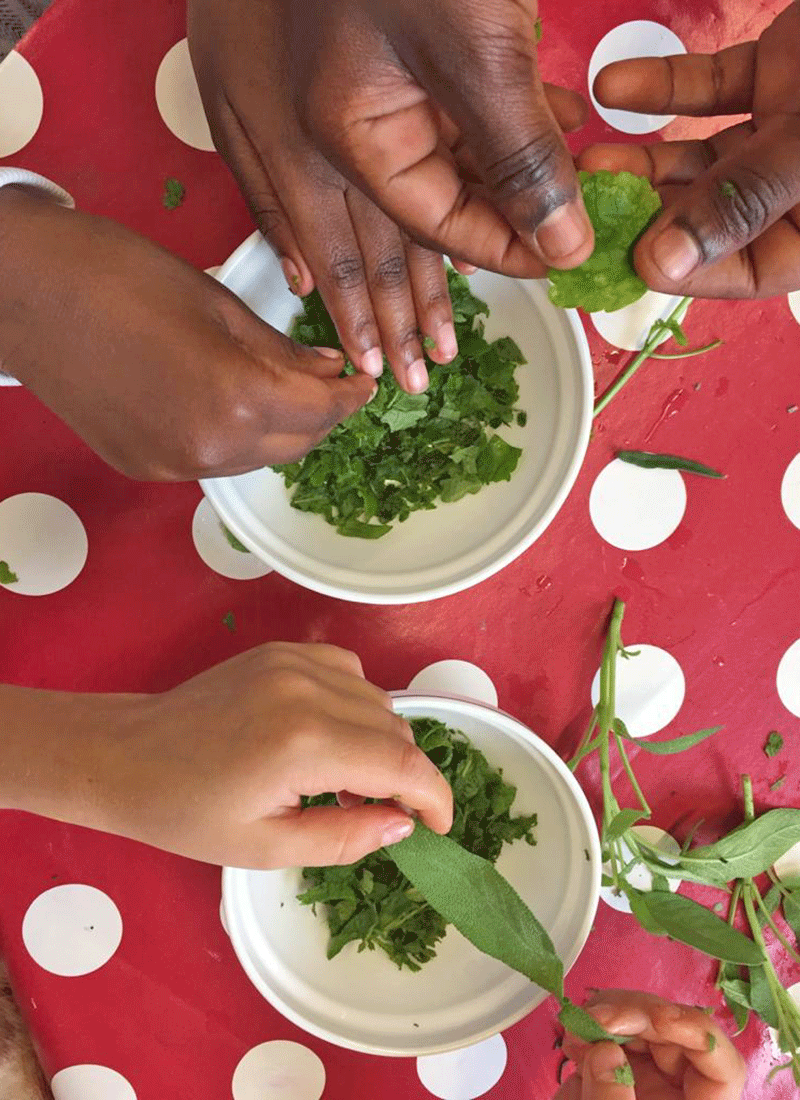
[5,644,453,869]
[189,0,589,394]
[0,185,374,479]
[556,991,747,1100]
[579,2,800,299]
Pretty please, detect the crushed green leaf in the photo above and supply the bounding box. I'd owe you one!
[770,776,787,793]
[707,1032,717,1052]
[222,611,236,632]
[764,731,784,758]
[220,522,250,553]
[162,177,185,210]
[614,1063,635,1086]
[0,561,18,585]
[423,335,436,352]
[719,181,738,199]
[534,16,543,43]
[298,716,537,970]
[548,170,662,313]
[275,270,525,538]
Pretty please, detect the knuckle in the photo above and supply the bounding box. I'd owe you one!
[254,204,285,239]
[327,252,367,292]
[420,286,451,317]
[390,325,421,357]
[371,252,408,292]
[706,169,784,248]
[485,129,568,207]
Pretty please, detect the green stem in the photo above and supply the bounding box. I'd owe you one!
[742,774,755,824]
[650,339,723,360]
[754,888,800,966]
[568,707,599,771]
[716,880,744,987]
[593,297,691,416]
[614,731,652,817]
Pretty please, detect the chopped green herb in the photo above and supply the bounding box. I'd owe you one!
[720,181,738,199]
[423,335,436,352]
[517,410,528,427]
[534,16,543,43]
[548,171,662,313]
[584,848,590,862]
[222,611,236,632]
[220,522,250,553]
[162,177,185,210]
[614,1064,635,1087]
[299,716,536,970]
[764,731,784,758]
[0,561,18,585]
[707,1032,717,1052]
[275,270,526,538]
[617,451,725,480]
[770,776,787,793]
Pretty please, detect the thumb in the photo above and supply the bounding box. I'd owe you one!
[318,370,377,429]
[582,1044,635,1099]
[417,7,593,268]
[254,804,416,869]
[633,117,800,297]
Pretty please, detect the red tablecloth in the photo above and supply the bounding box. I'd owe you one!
[1,1,799,1098]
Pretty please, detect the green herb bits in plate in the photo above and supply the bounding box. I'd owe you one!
[201,232,592,604]
[221,694,600,1057]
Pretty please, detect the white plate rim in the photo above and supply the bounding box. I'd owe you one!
[222,692,601,1057]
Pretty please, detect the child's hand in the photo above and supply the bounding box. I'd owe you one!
[76,643,453,868]
[0,186,374,480]
[188,0,590,393]
[556,991,747,1100]
[579,2,800,299]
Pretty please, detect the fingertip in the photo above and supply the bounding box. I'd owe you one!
[586,1043,630,1085]
[281,256,313,297]
[361,347,385,378]
[314,345,345,360]
[534,200,595,268]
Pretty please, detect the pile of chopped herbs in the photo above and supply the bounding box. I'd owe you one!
[273,269,526,539]
[297,716,537,970]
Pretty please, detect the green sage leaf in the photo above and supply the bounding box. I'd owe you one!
[637,891,763,964]
[749,965,780,1030]
[558,1001,628,1046]
[616,451,724,479]
[605,809,645,843]
[679,809,800,885]
[389,822,564,997]
[783,891,800,942]
[631,726,722,756]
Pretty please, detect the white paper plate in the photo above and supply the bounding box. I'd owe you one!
[202,233,592,604]
[222,694,600,1057]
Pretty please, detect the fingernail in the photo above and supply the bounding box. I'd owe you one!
[587,1044,627,1083]
[366,382,379,404]
[437,323,458,361]
[591,1004,650,1035]
[313,346,343,360]
[650,224,702,283]
[281,258,302,294]
[382,818,415,846]
[361,348,384,378]
[535,201,591,263]
[406,360,429,393]
[458,262,478,275]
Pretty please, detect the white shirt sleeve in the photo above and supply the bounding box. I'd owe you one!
[0,167,75,384]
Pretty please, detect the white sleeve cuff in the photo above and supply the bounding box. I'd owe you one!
[0,167,75,209]
[0,169,75,385]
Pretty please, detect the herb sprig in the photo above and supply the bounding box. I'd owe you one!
[571,599,800,1084]
[0,561,18,585]
[275,271,525,538]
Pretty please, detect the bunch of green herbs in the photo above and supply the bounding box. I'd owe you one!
[298,716,537,970]
[570,598,800,1085]
[274,270,525,539]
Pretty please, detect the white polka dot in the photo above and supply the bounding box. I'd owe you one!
[590,460,686,551]
[777,638,800,718]
[192,498,272,580]
[601,826,680,913]
[204,266,220,278]
[591,644,685,738]
[781,453,800,531]
[788,292,800,325]
[417,1034,507,1100]
[589,22,686,135]
[591,292,686,352]
[52,1065,136,1100]
[155,39,214,151]
[0,53,43,156]
[774,841,800,884]
[0,493,88,595]
[23,885,122,977]
[220,898,230,937]
[0,371,21,387]
[407,661,498,707]
[232,1041,325,1100]
[769,982,800,1056]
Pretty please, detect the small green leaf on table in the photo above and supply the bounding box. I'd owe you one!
[0,561,18,584]
[222,611,236,633]
[617,452,725,479]
[220,523,250,553]
[163,177,185,210]
[764,731,784,758]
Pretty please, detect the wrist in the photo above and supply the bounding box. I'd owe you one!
[0,685,145,833]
